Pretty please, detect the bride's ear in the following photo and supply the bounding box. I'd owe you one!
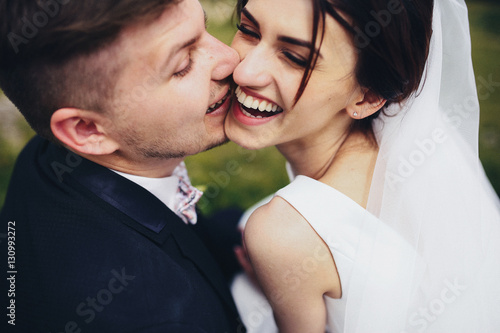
[347,88,387,119]
[50,108,120,156]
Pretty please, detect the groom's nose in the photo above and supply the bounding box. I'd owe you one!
[203,32,240,81]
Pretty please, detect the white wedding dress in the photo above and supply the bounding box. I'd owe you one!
[233,169,500,332]
[231,0,500,332]
[232,174,425,333]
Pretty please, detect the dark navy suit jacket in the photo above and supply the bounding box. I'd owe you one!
[0,136,244,332]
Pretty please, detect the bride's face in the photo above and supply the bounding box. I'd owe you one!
[225,0,363,150]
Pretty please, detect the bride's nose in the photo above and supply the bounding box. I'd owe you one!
[233,46,273,89]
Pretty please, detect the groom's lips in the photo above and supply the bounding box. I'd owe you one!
[207,89,231,114]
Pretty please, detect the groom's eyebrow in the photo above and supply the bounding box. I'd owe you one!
[175,11,207,52]
[241,8,259,29]
[176,36,199,53]
[159,11,207,76]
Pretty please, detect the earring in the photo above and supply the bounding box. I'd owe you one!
[353,112,358,117]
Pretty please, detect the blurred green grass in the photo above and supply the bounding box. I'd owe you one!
[1,0,499,215]
[468,1,500,199]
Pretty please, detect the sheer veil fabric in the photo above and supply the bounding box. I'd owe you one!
[358,0,500,331]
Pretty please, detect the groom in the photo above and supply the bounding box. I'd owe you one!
[0,0,244,331]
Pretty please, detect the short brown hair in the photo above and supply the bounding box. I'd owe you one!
[0,0,178,142]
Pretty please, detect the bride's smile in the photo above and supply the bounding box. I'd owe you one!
[225,0,369,153]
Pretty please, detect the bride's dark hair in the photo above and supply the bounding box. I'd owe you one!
[236,0,434,135]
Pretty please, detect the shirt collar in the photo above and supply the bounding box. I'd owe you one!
[111,169,179,213]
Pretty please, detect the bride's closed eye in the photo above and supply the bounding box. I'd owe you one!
[236,23,260,40]
[280,48,307,68]
[236,23,307,68]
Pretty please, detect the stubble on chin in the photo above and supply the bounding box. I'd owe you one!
[202,136,230,154]
[121,127,229,161]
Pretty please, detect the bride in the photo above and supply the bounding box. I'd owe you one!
[226,0,500,332]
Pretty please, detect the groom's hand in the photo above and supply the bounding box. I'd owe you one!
[234,241,260,289]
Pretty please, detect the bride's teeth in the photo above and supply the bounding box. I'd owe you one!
[251,99,260,109]
[237,89,248,104]
[258,101,267,111]
[241,109,263,119]
[243,96,253,108]
[235,86,283,114]
[209,103,216,109]
[241,109,252,117]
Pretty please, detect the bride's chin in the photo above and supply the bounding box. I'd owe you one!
[225,129,262,151]
[225,117,275,150]
[226,132,253,150]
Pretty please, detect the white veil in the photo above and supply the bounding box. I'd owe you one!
[355,0,500,331]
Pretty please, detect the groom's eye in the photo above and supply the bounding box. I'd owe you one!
[236,23,260,40]
[173,54,194,78]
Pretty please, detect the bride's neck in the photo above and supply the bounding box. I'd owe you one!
[279,130,379,208]
[277,131,350,180]
[278,130,378,181]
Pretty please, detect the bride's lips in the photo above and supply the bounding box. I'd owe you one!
[207,89,231,115]
[231,86,283,126]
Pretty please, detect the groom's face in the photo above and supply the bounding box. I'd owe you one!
[104,0,239,160]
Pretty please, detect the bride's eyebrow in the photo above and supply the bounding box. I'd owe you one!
[277,35,322,58]
[241,8,260,29]
[278,35,324,62]
[242,7,323,59]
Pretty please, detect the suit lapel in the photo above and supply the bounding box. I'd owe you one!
[47,143,239,315]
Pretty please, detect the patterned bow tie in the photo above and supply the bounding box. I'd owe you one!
[172,162,203,225]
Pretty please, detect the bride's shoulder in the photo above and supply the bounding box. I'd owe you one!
[244,196,307,250]
[244,196,325,276]
[244,196,342,299]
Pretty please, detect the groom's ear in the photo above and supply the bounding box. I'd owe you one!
[346,88,387,119]
[50,108,120,156]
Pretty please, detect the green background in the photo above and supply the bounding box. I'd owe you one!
[1,0,499,216]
